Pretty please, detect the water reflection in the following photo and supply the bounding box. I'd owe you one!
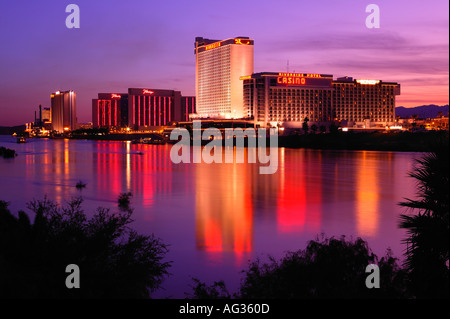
[356,151,379,237]
[92,142,173,212]
[277,150,322,233]
[194,147,255,262]
[0,136,418,297]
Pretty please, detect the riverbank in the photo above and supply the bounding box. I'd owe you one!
[70,132,162,141]
[3,130,447,152]
[278,130,448,152]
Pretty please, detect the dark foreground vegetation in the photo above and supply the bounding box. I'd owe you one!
[279,130,448,152]
[398,134,449,298]
[0,196,170,298]
[188,236,409,299]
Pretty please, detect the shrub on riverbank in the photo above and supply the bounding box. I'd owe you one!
[0,197,170,298]
[188,236,409,299]
[0,146,16,158]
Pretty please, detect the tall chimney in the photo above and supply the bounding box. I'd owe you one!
[39,104,42,127]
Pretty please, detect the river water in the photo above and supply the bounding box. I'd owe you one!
[0,136,420,298]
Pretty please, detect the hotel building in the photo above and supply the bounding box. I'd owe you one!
[332,77,400,126]
[51,90,77,132]
[92,89,195,129]
[127,88,195,128]
[92,93,128,128]
[195,36,254,119]
[181,95,196,121]
[242,72,334,127]
[242,73,400,128]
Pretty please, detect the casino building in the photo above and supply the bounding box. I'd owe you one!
[242,72,400,128]
[332,77,400,126]
[242,72,334,128]
[92,93,128,128]
[195,36,254,119]
[92,88,195,129]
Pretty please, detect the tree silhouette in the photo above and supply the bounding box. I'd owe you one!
[399,133,449,298]
[188,235,408,299]
[0,197,170,298]
[302,117,309,134]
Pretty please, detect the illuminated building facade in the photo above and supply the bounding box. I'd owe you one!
[332,77,400,126]
[42,107,51,123]
[92,89,195,129]
[195,36,254,119]
[182,96,196,121]
[51,90,77,132]
[92,93,128,128]
[242,72,334,127]
[127,88,195,128]
[243,73,400,128]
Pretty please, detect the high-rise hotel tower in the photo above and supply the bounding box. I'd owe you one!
[195,36,254,119]
[51,90,77,133]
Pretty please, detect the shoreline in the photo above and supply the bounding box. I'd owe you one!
[1,130,447,153]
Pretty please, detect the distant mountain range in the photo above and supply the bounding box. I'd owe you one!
[0,125,26,135]
[396,105,449,119]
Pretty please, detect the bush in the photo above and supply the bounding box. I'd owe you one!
[0,197,170,298]
[118,192,133,210]
[0,146,17,158]
[189,235,409,299]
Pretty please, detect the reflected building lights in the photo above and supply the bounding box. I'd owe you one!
[195,148,253,263]
[356,151,379,237]
[276,150,322,233]
[126,141,131,190]
[277,151,307,232]
[64,139,69,176]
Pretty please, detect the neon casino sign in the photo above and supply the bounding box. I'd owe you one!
[111,94,121,99]
[234,38,251,45]
[277,77,306,85]
[142,89,154,95]
[205,42,221,50]
[276,73,326,86]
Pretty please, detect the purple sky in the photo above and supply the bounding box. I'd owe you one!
[0,0,448,126]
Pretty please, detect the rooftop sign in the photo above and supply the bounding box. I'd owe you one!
[356,79,380,85]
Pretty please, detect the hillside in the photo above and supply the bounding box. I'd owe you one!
[396,105,449,119]
[0,125,26,135]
